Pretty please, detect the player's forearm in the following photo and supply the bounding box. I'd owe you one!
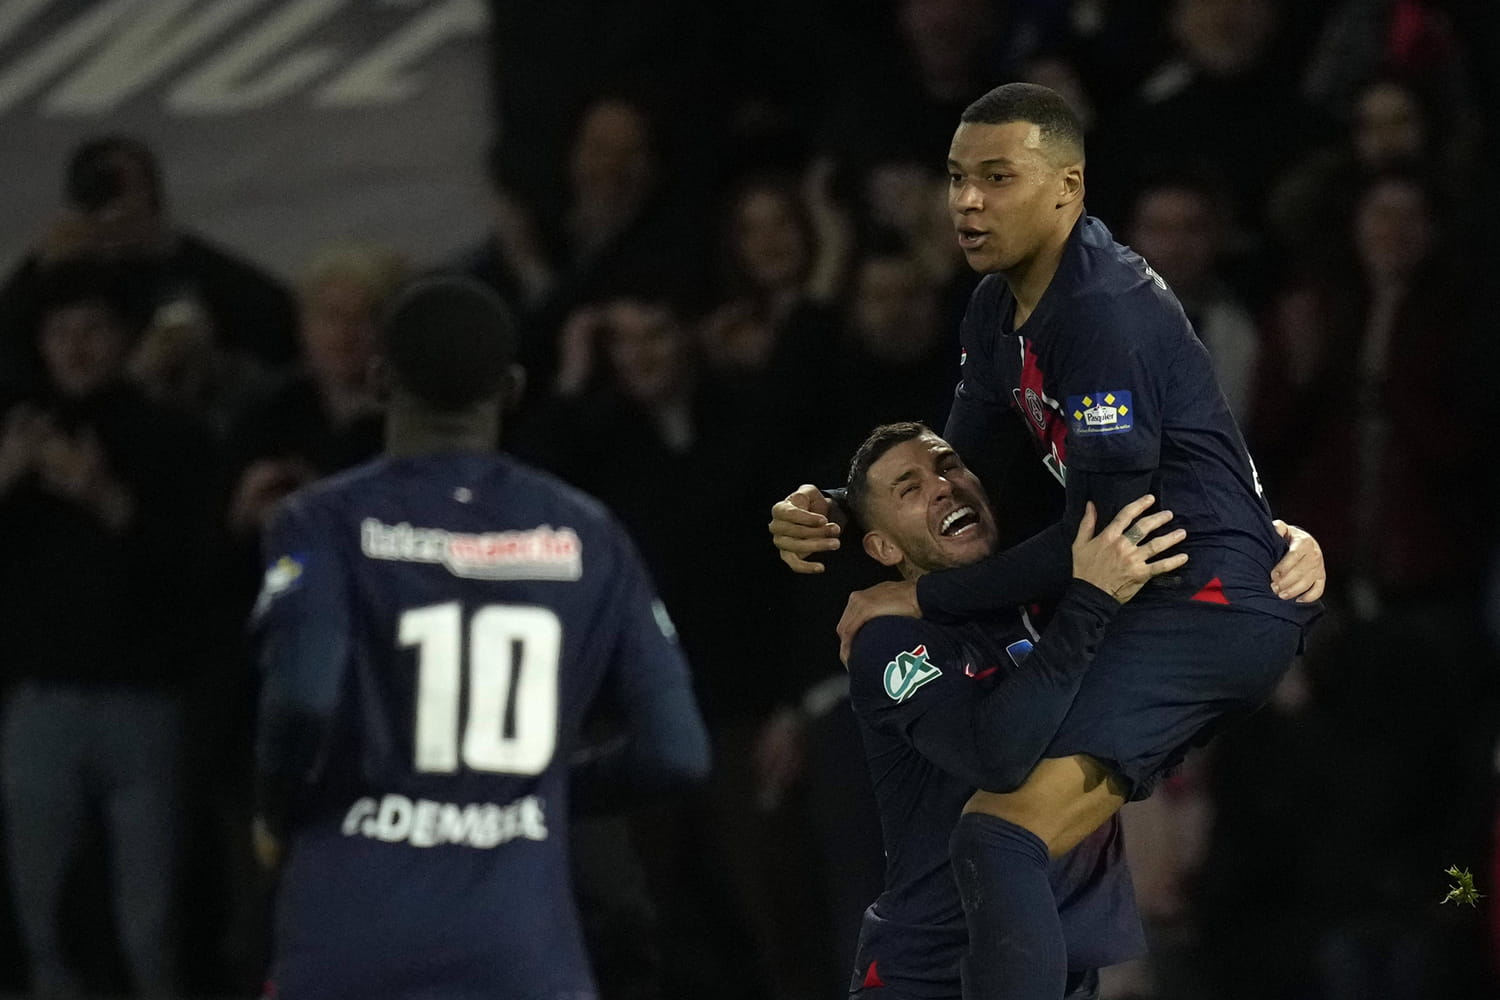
[254,705,331,839]
[253,624,348,835]
[916,521,1071,622]
[967,581,1119,792]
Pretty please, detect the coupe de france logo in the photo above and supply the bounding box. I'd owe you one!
[883,644,942,703]
[1066,391,1134,436]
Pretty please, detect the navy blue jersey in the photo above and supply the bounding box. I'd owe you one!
[941,216,1317,625]
[252,451,706,1000]
[845,583,1145,997]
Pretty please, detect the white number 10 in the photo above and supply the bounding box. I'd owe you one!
[399,602,561,775]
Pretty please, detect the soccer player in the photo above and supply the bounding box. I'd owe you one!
[769,84,1325,998]
[842,422,1186,1000]
[251,276,709,999]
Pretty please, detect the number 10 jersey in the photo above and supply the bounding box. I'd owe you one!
[252,451,699,1000]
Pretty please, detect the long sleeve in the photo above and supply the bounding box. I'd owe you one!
[251,498,352,837]
[916,521,1071,622]
[570,529,710,812]
[849,580,1119,794]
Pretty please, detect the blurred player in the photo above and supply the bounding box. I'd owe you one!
[770,84,1325,998]
[252,276,709,999]
[842,422,1186,1000]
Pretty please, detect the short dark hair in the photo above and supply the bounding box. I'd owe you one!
[380,275,518,412]
[960,83,1085,161]
[845,421,933,529]
[65,135,163,213]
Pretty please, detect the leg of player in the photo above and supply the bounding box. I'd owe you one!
[953,756,1128,1000]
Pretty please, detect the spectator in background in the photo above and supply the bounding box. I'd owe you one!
[1102,752,1216,1000]
[1090,0,1329,233]
[462,95,706,395]
[1127,174,1262,425]
[1255,169,1479,616]
[0,136,298,394]
[1302,0,1477,127]
[0,261,216,998]
[1268,75,1473,269]
[700,167,849,443]
[223,240,403,549]
[856,154,971,311]
[819,0,1052,164]
[1044,0,1171,122]
[830,247,957,464]
[537,291,785,720]
[529,287,829,999]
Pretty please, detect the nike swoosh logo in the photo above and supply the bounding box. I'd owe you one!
[964,663,997,680]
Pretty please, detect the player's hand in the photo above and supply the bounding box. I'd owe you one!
[753,707,806,811]
[252,815,284,871]
[1270,520,1326,603]
[229,459,312,535]
[129,300,215,402]
[837,580,920,664]
[554,306,601,397]
[1071,496,1188,604]
[769,485,845,573]
[0,404,49,494]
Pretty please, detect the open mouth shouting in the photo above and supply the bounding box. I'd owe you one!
[939,505,981,537]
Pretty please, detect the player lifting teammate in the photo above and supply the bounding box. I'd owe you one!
[770,85,1325,998]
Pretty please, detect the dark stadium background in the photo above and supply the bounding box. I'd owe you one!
[1,1,1498,997]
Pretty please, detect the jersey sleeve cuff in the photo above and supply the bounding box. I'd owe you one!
[1059,578,1124,621]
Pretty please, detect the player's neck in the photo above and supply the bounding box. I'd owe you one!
[385,401,500,457]
[1004,207,1082,328]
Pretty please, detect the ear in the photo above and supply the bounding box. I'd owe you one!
[500,363,527,414]
[1057,163,1085,209]
[863,530,905,568]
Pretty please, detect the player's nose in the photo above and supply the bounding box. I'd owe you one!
[952,182,982,212]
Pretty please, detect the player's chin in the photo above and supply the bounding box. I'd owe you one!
[960,244,1006,274]
[934,525,994,564]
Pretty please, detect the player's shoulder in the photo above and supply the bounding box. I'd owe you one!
[1060,219,1190,340]
[267,457,389,529]
[491,454,617,527]
[1070,220,1158,304]
[847,616,958,702]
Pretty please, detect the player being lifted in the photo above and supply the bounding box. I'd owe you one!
[770,85,1325,998]
[842,421,1190,1000]
[252,276,709,999]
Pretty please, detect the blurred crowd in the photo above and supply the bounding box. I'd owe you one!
[0,0,1497,997]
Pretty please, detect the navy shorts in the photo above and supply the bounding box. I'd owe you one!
[1046,601,1303,800]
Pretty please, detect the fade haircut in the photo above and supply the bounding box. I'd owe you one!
[960,83,1085,164]
[845,421,933,530]
[380,275,518,413]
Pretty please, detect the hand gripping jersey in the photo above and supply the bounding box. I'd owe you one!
[252,452,704,1000]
